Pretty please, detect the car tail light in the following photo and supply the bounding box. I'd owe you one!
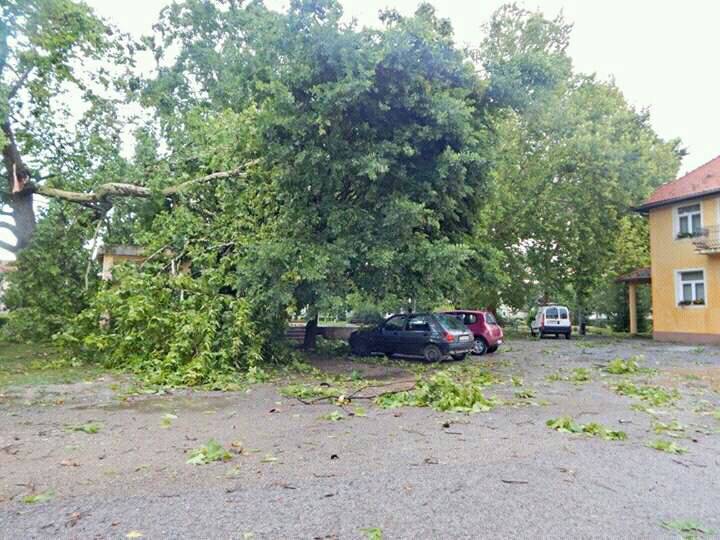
[540,314,545,326]
[443,331,455,343]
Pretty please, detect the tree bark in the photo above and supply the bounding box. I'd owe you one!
[2,121,35,253]
[303,305,320,350]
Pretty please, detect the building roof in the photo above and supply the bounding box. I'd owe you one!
[635,155,720,212]
[615,267,651,284]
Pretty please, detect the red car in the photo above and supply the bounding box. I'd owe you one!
[444,310,503,355]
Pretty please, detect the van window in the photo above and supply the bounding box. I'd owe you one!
[545,307,559,319]
[559,308,568,320]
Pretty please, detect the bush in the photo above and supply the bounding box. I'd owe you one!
[57,265,277,387]
[1,206,96,342]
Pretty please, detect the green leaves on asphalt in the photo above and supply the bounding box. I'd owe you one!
[613,382,679,407]
[22,490,54,504]
[647,439,687,455]
[662,520,715,539]
[377,372,497,413]
[546,416,627,441]
[186,439,232,465]
[65,422,102,434]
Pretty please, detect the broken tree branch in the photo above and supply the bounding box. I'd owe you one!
[18,160,259,205]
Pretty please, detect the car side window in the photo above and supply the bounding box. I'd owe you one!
[464,313,477,325]
[407,315,431,332]
[384,315,407,331]
[484,313,497,325]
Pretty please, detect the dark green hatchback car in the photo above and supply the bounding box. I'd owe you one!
[349,313,474,362]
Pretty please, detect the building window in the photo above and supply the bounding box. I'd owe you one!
[677,270,705,306]
[676,203,702,238]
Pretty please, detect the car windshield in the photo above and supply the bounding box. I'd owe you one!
[435,314,466,331]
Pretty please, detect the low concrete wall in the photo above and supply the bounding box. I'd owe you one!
[318,326,358,341]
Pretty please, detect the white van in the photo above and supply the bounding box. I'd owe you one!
[530,305,572,339]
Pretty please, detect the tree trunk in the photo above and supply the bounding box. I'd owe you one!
[2,120,35,254]
[303,306,319,350]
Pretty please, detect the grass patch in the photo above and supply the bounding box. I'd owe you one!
[546,416,627,440]
[0,342,105,388]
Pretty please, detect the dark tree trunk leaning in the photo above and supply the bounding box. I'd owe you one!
[2,121,35,254]
[303,306,320,350]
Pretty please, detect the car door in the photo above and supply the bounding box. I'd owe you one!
[403,314,434,355]
[380,315,408,354]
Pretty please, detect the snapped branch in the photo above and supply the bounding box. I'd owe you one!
[18,160,259,205]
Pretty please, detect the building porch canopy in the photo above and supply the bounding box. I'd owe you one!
[615,267,651,335]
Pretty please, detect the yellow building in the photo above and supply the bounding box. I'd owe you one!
[635,155,720,343]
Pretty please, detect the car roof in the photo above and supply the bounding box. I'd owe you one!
[444,309,488,314]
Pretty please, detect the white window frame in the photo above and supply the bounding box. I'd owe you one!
[675,268,706,307]
[674,202,703,239]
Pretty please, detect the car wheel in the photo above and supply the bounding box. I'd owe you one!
[565,333,572,340]
[487,345,498,354]
[530,329,536,337]
[472,338,488,356]
[451,353,467,361]
[423,344,443,363]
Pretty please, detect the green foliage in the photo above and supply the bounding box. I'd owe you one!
[320,411,344,422]
[546,416,626,440]
[186,439,232,465]
[22,490,54,504]
[58,266,270,387]
[315,337,350,356]
[2,206,96,342]
[647,439,687,455]
[547,367,590,384]
[662,520,715,539]
[377,372,497,413]
[361,528,383,540]
[652,420,686,437]
[613,382,679,407]
[281,383,342,400]
[605,357,641,374]
[65,422,101,434]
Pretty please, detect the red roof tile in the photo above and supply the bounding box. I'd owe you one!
[637,155,720,211]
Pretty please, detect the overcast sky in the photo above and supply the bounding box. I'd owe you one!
[90,0,720,175]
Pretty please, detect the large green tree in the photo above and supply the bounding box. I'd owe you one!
[468,5,681,331]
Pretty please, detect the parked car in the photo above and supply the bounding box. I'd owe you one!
[444,310,504,355]
[530,305,572,339]
[349,313,474,362]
